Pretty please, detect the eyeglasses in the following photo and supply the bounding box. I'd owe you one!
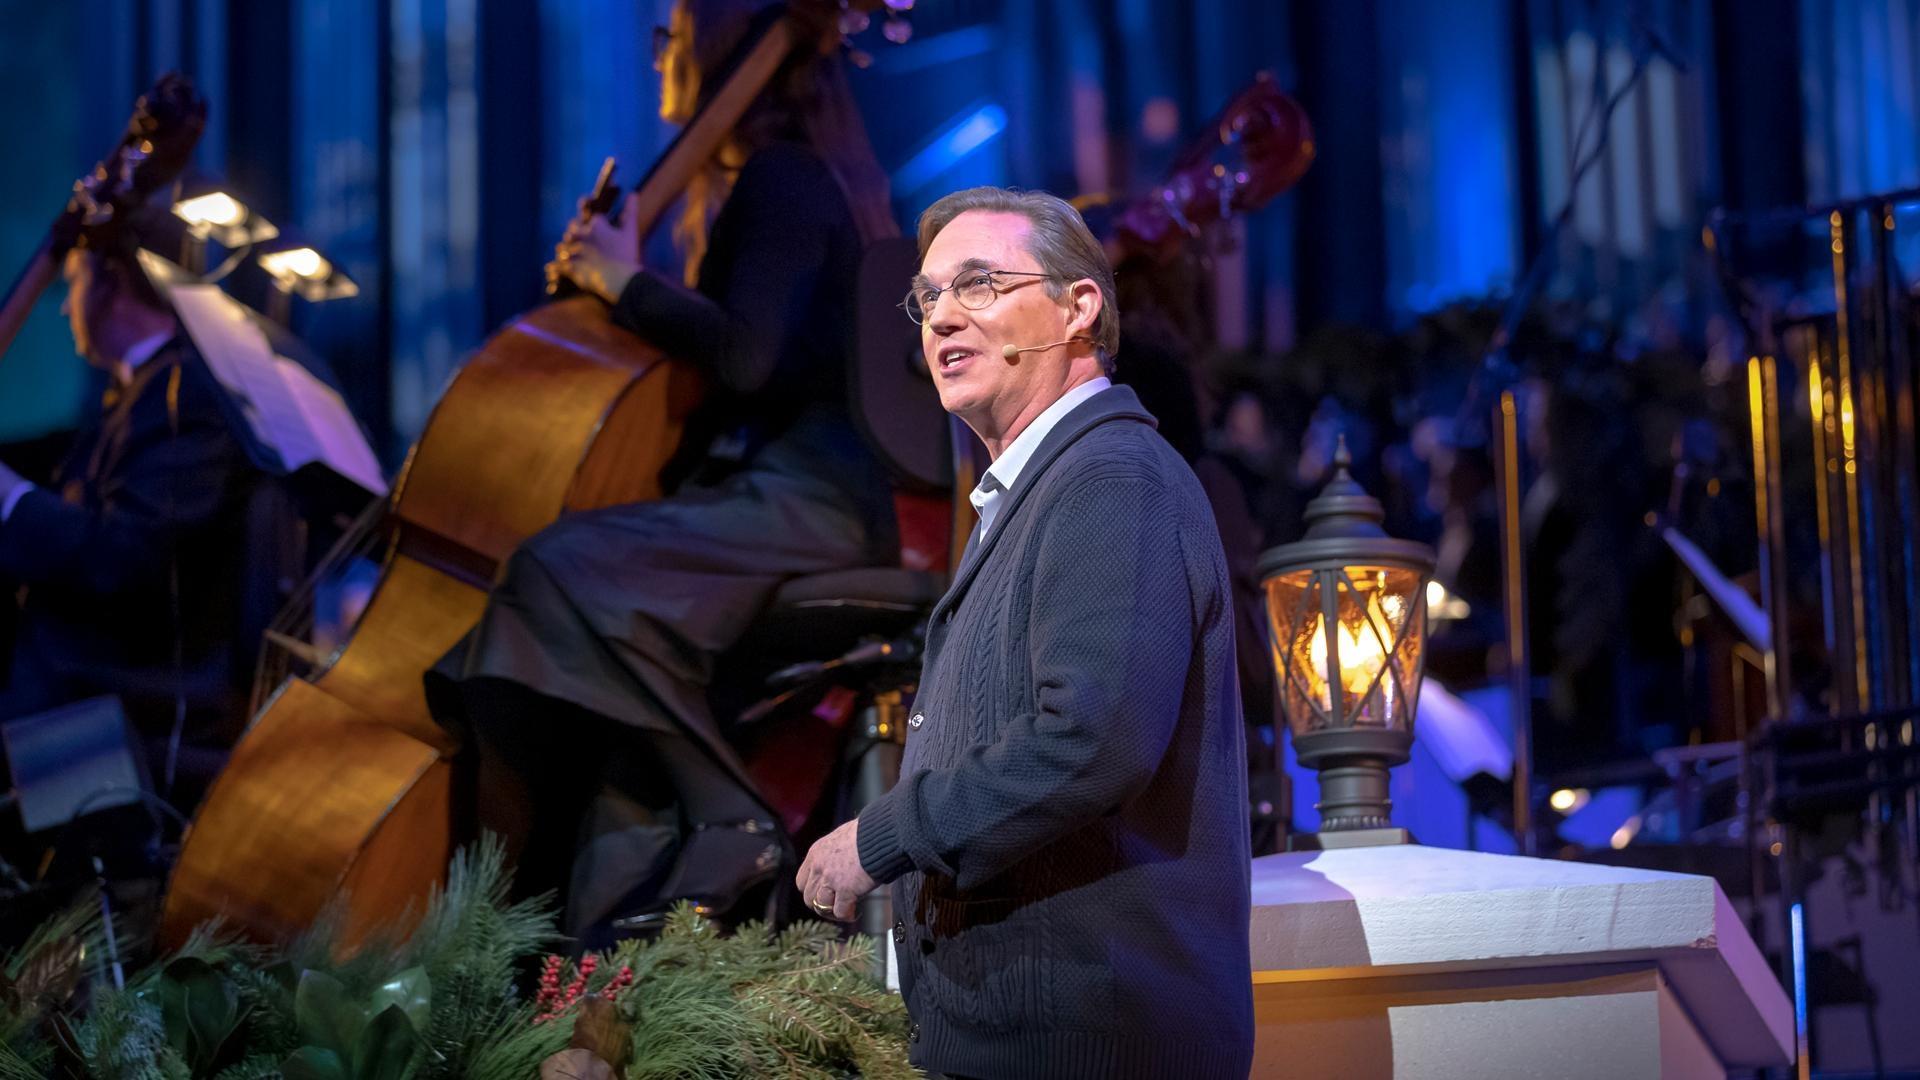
[900,269,1059,325]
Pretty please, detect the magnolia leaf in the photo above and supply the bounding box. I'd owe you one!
[172,949,243,1060]
[159,955,243,1070]
[568,995,632,1069]
[351,1004,422,1080]
[282,1045,351,1080]
[368,966,431,1039]
[153,964,194,1057]
[293,969,366,1058]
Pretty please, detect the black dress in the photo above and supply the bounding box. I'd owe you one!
[427,141,897,930]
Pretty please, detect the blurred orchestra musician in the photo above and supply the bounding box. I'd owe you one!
[0,216,260,798]
[426,0,902,936]
[1103,245,1287,851]
[1074,74,1317,852]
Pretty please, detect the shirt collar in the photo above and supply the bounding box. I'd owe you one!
[118,330,175,378]
[969,376,1111,534]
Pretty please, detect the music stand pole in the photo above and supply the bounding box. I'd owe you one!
[1496,389,1534,855]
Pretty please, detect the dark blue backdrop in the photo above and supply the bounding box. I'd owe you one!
[0,0,1901,458]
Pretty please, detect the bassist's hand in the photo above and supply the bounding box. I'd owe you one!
[554,192,642,304]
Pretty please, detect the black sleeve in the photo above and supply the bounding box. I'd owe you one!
[610,144,847,396]
[0,365,243,598]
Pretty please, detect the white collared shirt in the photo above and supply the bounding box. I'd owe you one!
[118,330,174,377]
[969,376,1111,538]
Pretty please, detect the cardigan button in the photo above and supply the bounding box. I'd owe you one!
[908,712,924,730]
[908,1021,920,1044]
[891,921,906,945]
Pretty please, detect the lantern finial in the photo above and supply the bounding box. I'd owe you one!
[1302,435,1388,541]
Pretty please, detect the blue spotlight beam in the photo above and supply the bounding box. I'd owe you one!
[892,103,1009,197]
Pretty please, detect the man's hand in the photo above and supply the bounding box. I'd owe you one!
[795,818,876,922]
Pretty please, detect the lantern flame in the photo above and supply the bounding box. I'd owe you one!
[1305,588,1396,709]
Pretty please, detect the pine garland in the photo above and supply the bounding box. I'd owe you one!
[396,842,563,1078]
[604,906,916,1080]
[67,986,178,1079]
[0,1040,51,1080]
[458,1001,572,1080]
[10,839,917,1078]
[1,894,105,1074]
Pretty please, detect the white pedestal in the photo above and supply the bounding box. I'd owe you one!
[1249,845,1793,1079]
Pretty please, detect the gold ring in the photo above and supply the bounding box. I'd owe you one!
[810,896,833,914]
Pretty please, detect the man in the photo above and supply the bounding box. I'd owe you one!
[0,239,257,785]
[796,187,1254,1079]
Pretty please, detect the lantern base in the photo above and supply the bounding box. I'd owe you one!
[1285,826,1415,851]
[1292,727,1413,838]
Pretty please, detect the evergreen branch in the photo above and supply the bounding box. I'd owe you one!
[3,898,101,981]
[0,1039,50,1080]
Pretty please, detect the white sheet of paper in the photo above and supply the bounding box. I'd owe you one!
[160,279,387,496]
[168,284,312,460]
[885,924,899,991]
[1663,526,1768,651]
[273,355,388,496]
[1417,678,1514,782]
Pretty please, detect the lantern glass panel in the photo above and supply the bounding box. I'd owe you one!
[1266,564,1426,736]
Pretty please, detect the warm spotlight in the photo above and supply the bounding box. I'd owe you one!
[1548,787,1589,814]
[170,185,278,248]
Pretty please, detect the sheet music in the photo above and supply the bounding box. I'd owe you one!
[156,274,388,497]
[1417,678,1513,783]
[272,355,388,496]
[1661,526,1769,652]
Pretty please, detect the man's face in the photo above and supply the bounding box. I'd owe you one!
[916,210,1075,431]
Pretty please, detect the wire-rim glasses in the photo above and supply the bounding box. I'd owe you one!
[900,269,1059,325]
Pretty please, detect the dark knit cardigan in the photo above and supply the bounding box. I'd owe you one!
[857,385,1254,1079]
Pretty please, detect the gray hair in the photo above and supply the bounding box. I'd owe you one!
[916,186,1120,371]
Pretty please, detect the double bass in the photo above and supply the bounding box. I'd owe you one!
[0,75,205,366]
[162,2,893,947]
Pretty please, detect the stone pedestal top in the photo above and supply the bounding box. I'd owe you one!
[1249,844,1793,1068]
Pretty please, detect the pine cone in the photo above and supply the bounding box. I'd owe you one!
[569,995,633,1070]
[539,1047,616,1080]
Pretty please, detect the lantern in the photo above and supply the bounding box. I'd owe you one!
[1259,439,1435,848]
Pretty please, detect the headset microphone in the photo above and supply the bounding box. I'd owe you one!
[1000,337,1087,361]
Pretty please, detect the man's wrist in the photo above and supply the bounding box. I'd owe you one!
[855,795,915,885]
